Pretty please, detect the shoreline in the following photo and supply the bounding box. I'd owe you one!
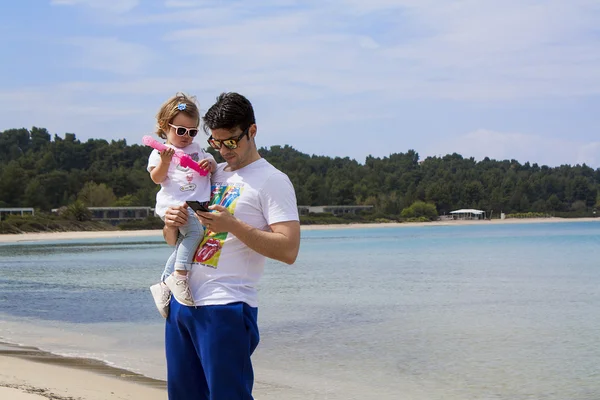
[0,341,165,400]
[0,217,598,243]
[0,340,321,400]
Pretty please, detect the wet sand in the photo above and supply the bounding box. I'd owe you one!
[0,342,340,399]
[0,342,165,400]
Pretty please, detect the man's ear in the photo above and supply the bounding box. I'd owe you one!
[249,124,257,138]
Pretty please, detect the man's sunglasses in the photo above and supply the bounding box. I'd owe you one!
[169,124,199,138]
[207,127,249,150]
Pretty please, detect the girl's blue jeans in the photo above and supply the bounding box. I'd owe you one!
[161,207,204,281]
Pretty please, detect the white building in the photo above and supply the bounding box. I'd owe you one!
[0,207,34,220]
[449,209,486,220]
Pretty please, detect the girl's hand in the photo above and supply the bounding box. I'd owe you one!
[160,148,175,163]
[198,158,212,171]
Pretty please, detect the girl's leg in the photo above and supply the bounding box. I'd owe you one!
[150,235,182,319]
[165,208,204,305]
[174,207,205,272]
[161,247,177,282]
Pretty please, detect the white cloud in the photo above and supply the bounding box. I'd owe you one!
[426,129,600,167]
[36,1,600,101]
[3,1,599,167]
[148,0,600,101]
[164,0,210,8]
[375,1,600,99]
[50,0,139,13]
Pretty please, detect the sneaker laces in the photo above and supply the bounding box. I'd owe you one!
[159,284,171,303]
[174,279,193,302]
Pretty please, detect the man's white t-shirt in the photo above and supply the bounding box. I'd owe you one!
[147,142,214,218]
[188,158,299,307]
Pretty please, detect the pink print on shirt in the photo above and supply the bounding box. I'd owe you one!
[193,183,243,268]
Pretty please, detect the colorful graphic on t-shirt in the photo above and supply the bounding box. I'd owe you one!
[193,182,244,267]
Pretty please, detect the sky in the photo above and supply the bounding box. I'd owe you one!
[1,0,599,167]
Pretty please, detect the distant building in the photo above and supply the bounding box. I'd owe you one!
[0,207,34,221]
[45,204,374,223]
[297,205,373,216]
[449,209,486,220]
[87,207,155,222]
[51,206,155,224]
[298,206,310,216]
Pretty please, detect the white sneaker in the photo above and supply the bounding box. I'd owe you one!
[149,282,171,318]
[164,274,194,306]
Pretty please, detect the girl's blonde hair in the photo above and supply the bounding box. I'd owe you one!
[155,92,200,139]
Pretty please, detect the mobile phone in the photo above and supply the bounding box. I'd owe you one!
[186,200,210,213]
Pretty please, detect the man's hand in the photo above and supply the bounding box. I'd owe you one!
[195,204,300,264]
[195,204,237,233]
[163,204,189,245]
[164,204,189,227]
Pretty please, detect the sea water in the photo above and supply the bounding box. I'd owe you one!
[1,221,599,399]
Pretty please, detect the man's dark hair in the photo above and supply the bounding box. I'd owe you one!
[202,92,256,134]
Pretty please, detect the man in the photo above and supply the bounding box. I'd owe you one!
[161,92,301,400]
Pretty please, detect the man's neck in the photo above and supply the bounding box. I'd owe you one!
[225,152,262,172]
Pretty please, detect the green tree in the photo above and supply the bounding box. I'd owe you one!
[546,194,563,211]
[63,200,92,221]
[0,128,30,162]
[531,199,547,213]
[78,181,117,207]
[1,126,600,219]
[38,171,72,209]
[400,201,438,220]
[23,179,47,209]
[30,127,51,152]
[571,200,587,212]
[464,180,485,207]
[519,194,530,212]
[0,161,27,206]
[114,195,137,207]
[36,152,57,171]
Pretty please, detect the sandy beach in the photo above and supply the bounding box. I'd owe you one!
[0,217,598,243]
[0,346,395,400]
[0,344,342,400]
[0,343,165,400]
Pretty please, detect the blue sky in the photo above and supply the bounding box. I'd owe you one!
[1,0,599,167]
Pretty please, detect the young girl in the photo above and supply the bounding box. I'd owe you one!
[147,93,216,318]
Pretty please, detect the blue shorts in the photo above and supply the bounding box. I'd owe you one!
[165,299,260,400]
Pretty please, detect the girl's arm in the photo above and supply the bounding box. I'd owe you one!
[150,148,174,184]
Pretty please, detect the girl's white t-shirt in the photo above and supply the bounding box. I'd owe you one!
[147,142,214,218]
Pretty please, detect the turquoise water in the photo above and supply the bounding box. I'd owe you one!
[1,222,599,399]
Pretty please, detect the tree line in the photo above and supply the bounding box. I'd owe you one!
[1,127,599,219]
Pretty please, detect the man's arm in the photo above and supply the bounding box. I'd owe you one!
[230,219,300,265]
[196,205,300,265]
